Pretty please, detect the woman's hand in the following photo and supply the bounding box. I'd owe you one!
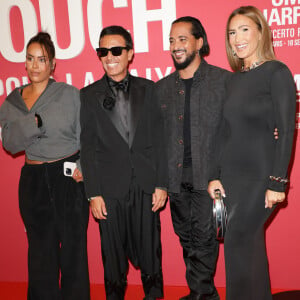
[72,168,83,182]
[152,188,167,212]
[90,196,107,219]
[208,180,226,199]
[265,189,285,208]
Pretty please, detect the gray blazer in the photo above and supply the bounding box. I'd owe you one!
[0,79,81,162]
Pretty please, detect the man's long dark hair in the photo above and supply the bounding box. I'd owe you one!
[172,16,210,57]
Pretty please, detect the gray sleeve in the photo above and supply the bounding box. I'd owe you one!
[76,159,82,173]
[0,101,45,154]
[75,89,81,151]
[73,88,82,173]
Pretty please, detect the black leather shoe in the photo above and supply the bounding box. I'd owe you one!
[179,288,220,300]
[179,294,191,300]
[179,292,202,300]
[206,287,220,300]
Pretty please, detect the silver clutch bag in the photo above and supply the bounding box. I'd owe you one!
[213,189,227,241]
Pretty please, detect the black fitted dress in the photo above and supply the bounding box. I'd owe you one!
[216,61,296,300]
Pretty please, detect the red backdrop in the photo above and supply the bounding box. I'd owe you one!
[0,0,299,290]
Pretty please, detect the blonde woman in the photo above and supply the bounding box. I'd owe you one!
[208,6,296,300]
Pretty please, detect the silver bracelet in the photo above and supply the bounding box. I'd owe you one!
[269,176,289,183]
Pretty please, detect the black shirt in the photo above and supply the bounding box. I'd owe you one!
[183,78,193,167]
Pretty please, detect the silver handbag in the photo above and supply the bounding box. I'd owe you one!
[213,189,227,241]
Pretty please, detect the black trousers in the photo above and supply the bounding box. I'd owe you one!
[99,180,163,300]
[169,175,219,295]
[19,154,90,300]
[222,176,274,300]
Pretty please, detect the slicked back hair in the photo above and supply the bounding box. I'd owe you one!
[99,25,133,49]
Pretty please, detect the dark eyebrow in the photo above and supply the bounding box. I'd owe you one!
[26,54,47,58]
[169,35,188,39]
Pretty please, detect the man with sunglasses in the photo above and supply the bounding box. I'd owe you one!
[80,25,167,300]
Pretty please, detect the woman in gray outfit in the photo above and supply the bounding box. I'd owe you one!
[0,32,90,300]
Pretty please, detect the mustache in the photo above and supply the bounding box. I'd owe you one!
[172,49,186,54]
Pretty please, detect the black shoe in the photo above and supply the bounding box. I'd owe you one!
[206,287,220,300]
[179,288,220,300]
[143,297,157,300]
[179,292,202,300]
[179,294,191,300]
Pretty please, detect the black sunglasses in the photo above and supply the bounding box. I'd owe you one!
[96,46,129,57]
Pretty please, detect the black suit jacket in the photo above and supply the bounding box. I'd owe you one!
[80,75,167,199]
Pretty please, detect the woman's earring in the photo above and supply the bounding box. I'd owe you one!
[232,50,236,57]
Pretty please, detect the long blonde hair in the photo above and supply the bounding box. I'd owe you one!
[225,6,276,71]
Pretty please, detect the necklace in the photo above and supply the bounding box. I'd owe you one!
[241,61,264,72]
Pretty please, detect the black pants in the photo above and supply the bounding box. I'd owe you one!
[19,154,90,300]
[99,181,163,300]
[169,180,218,295]
[222,176,274,300]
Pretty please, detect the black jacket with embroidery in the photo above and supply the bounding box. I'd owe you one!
[156,59,231,193]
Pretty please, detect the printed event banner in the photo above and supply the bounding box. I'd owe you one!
[0,0,299,288]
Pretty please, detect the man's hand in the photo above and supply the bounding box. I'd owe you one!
[72,168,83,182]
[152,188,167,212]
[207,180,226,199]
[90,196,107,219]
[265,189,285,208]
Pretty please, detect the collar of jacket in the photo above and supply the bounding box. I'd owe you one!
[6,78,56,112]
[175,58,208,85]
[95,74,132,97]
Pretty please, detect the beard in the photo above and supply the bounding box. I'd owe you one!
[172,50,197,70]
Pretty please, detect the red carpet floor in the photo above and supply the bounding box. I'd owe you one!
[0,282,287,300]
